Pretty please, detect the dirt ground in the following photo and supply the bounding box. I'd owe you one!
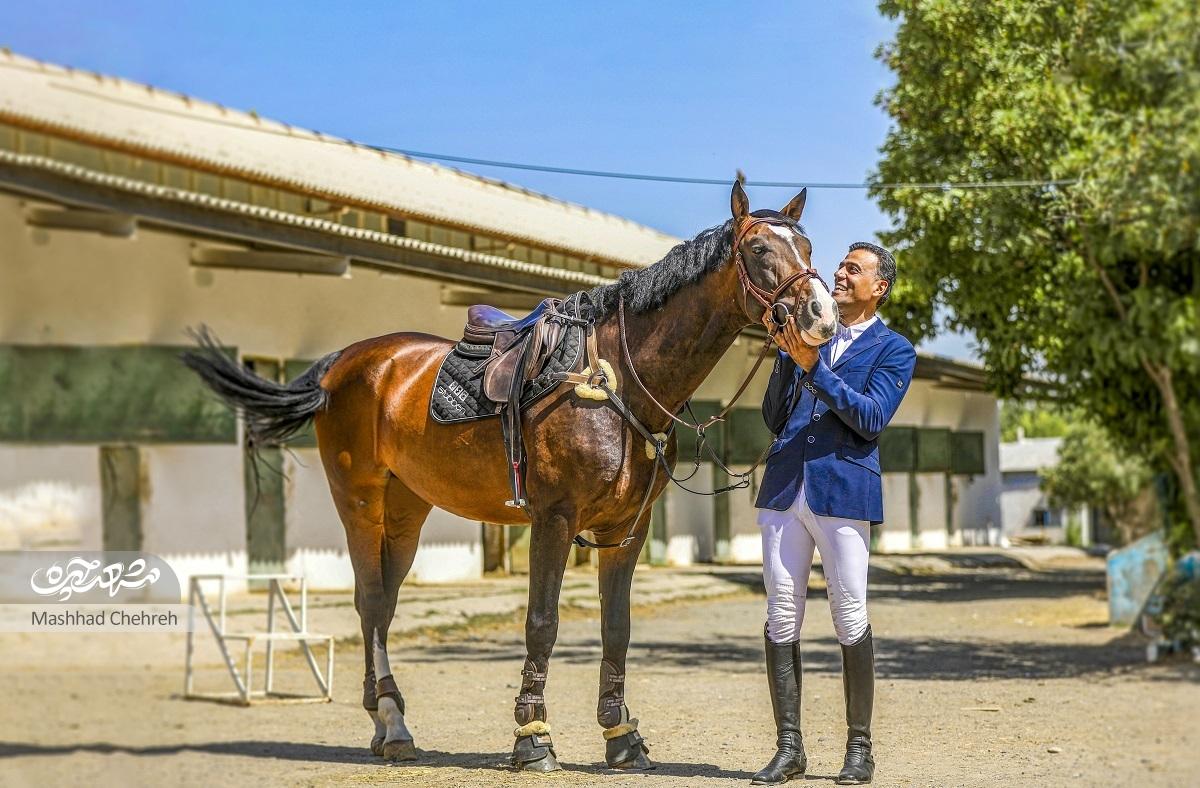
[2,559,1198,788]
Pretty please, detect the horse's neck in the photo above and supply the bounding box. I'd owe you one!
[605,264,748,430]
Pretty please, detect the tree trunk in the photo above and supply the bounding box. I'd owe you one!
[1142,360,1200,547]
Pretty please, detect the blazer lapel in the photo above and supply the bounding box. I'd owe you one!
[832,319,886,371]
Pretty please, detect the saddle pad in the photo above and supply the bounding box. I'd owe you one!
[429,323,585,424]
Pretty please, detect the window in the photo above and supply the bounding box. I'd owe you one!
[1032,508,1061,528]
[916,428,952,472]
[879,426,916,472]
[951,431,986,475]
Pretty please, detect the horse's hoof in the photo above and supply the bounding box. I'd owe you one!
[512,733,562,772]
[370,735,385,757]
[519,751,562,773]
[382,738,418,762]
[609,752,655,770]
[605,731,655,770]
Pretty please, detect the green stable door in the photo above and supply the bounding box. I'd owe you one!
[243,359,287,576]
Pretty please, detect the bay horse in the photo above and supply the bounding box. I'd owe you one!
[183,181,837,772]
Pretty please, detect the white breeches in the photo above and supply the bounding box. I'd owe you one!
[757,485,871,645]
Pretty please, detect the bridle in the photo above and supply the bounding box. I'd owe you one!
[567,215,830,551]
[733,215,828,329]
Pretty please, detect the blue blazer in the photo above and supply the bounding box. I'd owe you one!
[755,319,917,524]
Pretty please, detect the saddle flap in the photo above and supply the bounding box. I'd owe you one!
[483,344,526,402]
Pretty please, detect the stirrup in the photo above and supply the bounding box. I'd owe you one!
[505,498,528,508]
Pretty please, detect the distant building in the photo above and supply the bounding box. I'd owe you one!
[999,432,1092,545]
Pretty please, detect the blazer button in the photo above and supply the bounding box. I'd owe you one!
[813,413,822,421]
[807,436,815,444]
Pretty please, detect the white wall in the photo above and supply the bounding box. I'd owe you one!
[0,445,100,550]
[663,464,715,566]
[283,449,355,589]
[878,474,912,553]
[140,445,248,594]
[408,508,482,583]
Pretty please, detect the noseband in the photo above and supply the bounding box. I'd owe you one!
[733,216,827,327]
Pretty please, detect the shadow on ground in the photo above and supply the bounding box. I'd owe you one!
[713,562,1106,605]
[0,740,758,779]
[392,565,1199,683]
[401,631,1183,682]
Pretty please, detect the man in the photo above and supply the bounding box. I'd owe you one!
[750,242,916,786]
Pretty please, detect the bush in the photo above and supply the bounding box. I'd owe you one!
[1155,556,1200,652]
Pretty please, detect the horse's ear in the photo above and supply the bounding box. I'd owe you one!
[731,180,750,221]
[781,188,807,221]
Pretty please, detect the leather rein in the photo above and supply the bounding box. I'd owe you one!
[571,216,824,550]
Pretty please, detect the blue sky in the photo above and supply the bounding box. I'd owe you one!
[2,1,973,358]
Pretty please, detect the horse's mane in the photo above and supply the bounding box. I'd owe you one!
[585,210,805,319]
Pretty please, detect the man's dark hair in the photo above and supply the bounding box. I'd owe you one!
[848,241,896,306]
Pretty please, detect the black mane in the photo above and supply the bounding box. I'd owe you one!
[586,210,805,319]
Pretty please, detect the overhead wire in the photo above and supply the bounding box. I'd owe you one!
[38,74,1078,192]
[369,145,1080,191]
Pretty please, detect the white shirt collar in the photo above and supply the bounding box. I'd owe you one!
[838,314,879,340]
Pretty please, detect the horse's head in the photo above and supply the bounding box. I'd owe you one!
[730,181,838,346]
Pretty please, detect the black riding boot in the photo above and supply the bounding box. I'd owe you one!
[751,632,806,785]
[836,626,875,785]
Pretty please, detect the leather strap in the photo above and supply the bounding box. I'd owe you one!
[376,673,405,714]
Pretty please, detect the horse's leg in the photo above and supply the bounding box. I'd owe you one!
[510,513,574,772]
[339,473,429,762]
[596,514,655,770]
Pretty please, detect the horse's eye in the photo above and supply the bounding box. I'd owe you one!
[751,246,767,256]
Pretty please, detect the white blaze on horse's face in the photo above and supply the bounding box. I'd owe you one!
[766,225,839,345]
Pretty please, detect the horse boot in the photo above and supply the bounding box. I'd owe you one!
[836,626,875,785]
[511,659,561,772]
[597,659,653,770]
[751,630,806,785]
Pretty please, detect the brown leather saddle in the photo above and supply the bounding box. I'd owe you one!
[460,293,595,509]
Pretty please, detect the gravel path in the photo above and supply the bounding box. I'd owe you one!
[3,559,1197,787]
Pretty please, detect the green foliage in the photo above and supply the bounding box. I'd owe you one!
[1064,517,1083,548]
[1000,400,1071,442]
[1041,421,1152,538]
[1157,560,1200,649]
[874,0,1200,547]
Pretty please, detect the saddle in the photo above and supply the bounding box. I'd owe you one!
[457,293,597,509]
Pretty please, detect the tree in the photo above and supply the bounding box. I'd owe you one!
[1000,400,1071,443]
[873,0,1200,548]
[1040,421,1153,544]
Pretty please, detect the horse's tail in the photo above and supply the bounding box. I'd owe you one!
[181,325,342,447]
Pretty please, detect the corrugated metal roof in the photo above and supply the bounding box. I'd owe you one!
[0,148,613,289]
[0,51,681,268]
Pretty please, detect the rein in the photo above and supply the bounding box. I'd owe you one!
[570,217,820,550]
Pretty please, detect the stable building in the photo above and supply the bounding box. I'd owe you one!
[0,51,1001,590]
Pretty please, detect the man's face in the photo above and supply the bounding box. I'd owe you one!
[832,248,887,310]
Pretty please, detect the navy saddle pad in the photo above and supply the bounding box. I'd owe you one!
[429,323,585,424]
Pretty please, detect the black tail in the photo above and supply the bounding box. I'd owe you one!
[181,325,342,447]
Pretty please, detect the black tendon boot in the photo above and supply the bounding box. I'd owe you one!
[837,626,875,785]
[751,631,806,785]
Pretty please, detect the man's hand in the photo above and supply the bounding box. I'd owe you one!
[762,314,819,371]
